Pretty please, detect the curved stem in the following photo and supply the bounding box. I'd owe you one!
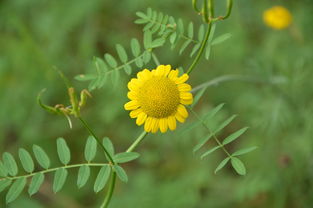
[191,74,287,93]
[186,23,212,75]
[78,116,115,164]
[101,172,116,208]
[126,131,148,153]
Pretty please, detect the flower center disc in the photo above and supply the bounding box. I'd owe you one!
[138,77,180,118]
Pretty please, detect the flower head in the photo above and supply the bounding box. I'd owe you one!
[124,65,193,133]
[263,6,292,30]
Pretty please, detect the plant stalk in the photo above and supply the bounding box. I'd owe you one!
[186,23,212,75]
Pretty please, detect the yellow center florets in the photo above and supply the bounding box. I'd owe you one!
[138,77,180,118]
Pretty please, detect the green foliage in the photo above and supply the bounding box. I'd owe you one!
[190,103,255,175]
[0,136,140,204]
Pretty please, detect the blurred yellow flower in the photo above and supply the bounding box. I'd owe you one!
[263,6,292,30]
[124,65,193,133]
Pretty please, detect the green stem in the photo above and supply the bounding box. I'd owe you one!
[100,130,148,208]
[78,117,115,164]
[0,163,108,181]
[126,131,148,153]
[186,23,212,75]
[100,172,117,208]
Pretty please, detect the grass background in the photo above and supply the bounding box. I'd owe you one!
[1,0,313,207]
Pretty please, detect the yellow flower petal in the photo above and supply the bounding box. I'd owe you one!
[178,83,192,92]
[130,109,142,118]
[127,91,137,100]
[124,100,140,110]
[181,98,193,105]
[127,78,140,91]
[175,112,185,123]
[175,74,189,84]
[151,118,159,133]
[180,92,193,100]
[168,116,176,130]
[159,118,168,133]
[144,116,153,132]
[177,104,188,118]
[163,65,171,77]
[136,112,147,126]
[168,69,179,79]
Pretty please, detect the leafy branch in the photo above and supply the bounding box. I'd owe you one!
[0,136,140,205]
[186,104,257,175]
[75,30,166,91]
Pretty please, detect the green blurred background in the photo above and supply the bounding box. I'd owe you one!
[1,0,313,207]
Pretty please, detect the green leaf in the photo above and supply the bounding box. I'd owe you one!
[135,18,149,24]
[102,137,114,157]
[211,33,232,45]
[104,54,117,68]
[131,38,141,57]
[94,165,111,193]
[191,87,206,108]
[77,165,90,189]
[33,145,50,169]
[114,165,128,183]
[231,157,246,175]
[177,19,184,34]
[0,179,11,192]
[222,127,249,145]
[6,177,26,204]
[114,152,140,163]
[214,115,237,133]
[75,74,97,81]
[53,168,68,193]
[193,132,214,153]
[179,40,192,55]
[135,11,147,20]
[2,152,18,176]
[135,57,144,68]
[188,22,194,38]
[124,65,132,75]
[116,44,128,63]
[198,24,205,41]
[95,57,108,73]
[205,45,211,60]
[57,138,71,165]
[85,136,97,162]
[142,52,151,64]
[18,148,34,173]
[215,157,230,174]
[204,103,225,121]
[0,161,8,177]
[200,146,221,159]
[232,146,258,157]
[169,32,177,44]
[28,173,44,196]
[190,43,201,57]
[151,38,165,48]
[143,30,152,49]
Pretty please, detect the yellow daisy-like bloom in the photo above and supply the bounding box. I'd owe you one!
[263,6,292,30]
[124,65,193,133]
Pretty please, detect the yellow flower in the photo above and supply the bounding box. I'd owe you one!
[124,65,193,133]
[263,6,292,30]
